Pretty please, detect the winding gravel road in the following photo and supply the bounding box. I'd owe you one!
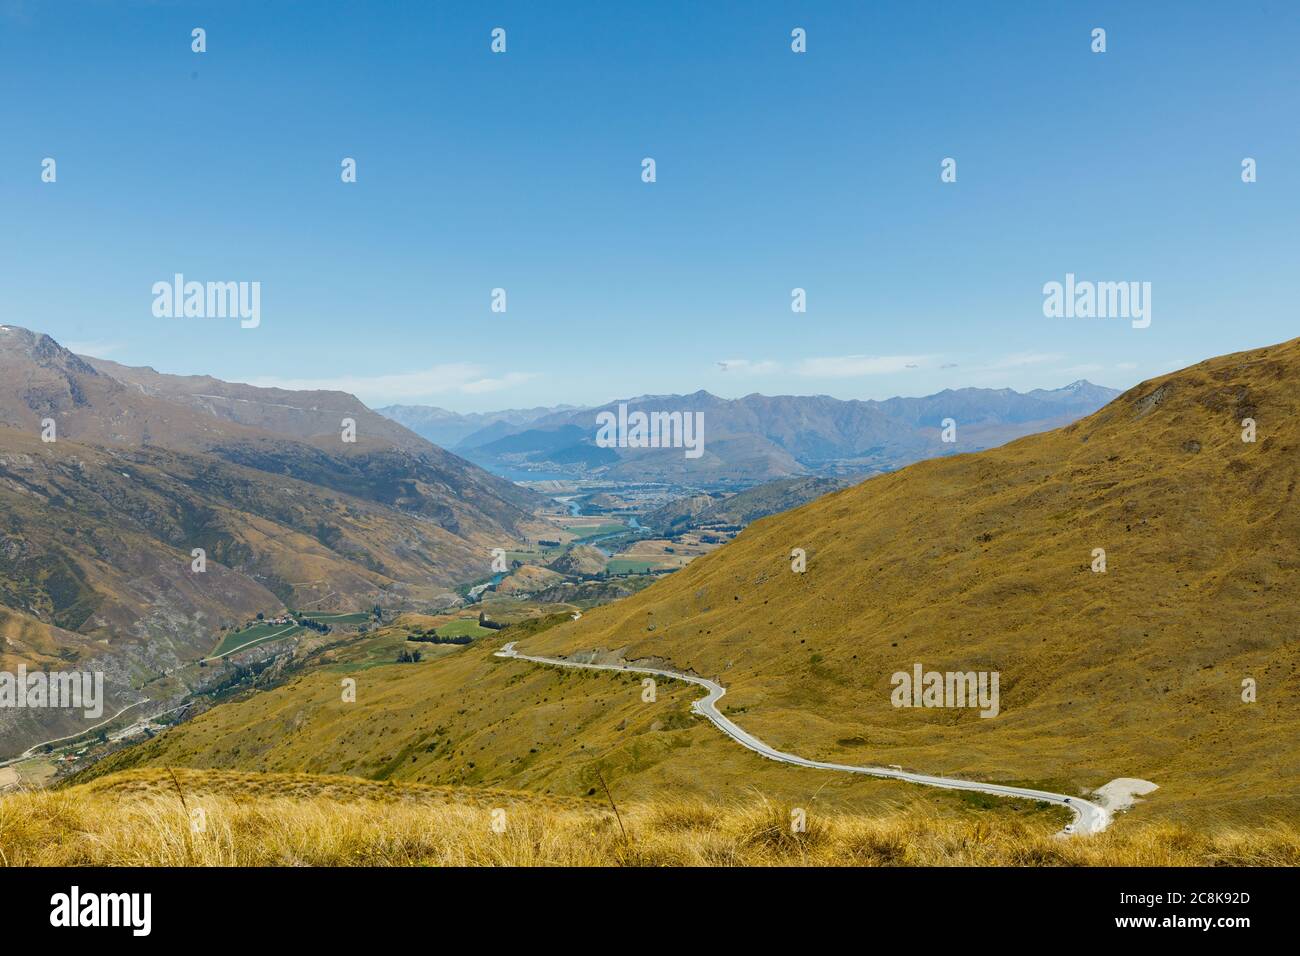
[495,642,1111,836]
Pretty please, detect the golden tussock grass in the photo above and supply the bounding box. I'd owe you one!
[1,769,1297,867]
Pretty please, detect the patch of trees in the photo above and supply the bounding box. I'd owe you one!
[408,632,472,645]
[396,648,423,663]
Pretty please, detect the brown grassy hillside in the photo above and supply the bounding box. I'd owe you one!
[513,338,1300,822]
[79,624,926,814]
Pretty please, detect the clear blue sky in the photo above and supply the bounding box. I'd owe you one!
[2,1,1296,411]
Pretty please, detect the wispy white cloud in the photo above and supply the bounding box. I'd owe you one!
[716,358,780,374]
[249,364,538,403]
[796,354,933,378]
[459,371,538,394]
[65,340,123,358]
[984,351,1064,369]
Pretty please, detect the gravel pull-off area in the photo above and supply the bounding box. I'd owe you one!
[1092,778,1159,813]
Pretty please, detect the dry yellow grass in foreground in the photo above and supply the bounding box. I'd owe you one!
[1,769,1297,866]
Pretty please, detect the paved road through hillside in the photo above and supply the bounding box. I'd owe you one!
[495,642,1112,836]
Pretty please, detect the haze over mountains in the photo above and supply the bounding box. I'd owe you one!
[0,326,543,752]
[377,404,582,451]
[380,382,1120,484]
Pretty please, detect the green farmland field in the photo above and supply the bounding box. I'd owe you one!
[605,559,657,575]
[210,622,303,658]
[435,619,495,639]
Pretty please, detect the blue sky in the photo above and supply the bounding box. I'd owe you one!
[2,1,1296,411]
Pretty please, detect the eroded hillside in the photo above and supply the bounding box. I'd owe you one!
[0,326,546,753]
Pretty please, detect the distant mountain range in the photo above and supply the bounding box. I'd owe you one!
[377,382,1120,485]
[0,326,544,753]
[376,404,583,451]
